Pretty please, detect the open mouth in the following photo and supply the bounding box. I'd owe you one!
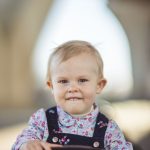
[66,97,83,101]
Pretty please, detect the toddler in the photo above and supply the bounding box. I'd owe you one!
[12,40,133,150]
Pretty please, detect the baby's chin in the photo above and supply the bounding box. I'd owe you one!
[63,105,90,115]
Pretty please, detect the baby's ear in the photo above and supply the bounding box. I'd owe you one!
[46,80,53,89]
[96,78,107,94]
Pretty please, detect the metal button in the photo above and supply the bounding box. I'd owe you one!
[93,141,100,147]
[52,137,58,143]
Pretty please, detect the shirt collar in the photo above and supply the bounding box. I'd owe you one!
[57,105,99,127]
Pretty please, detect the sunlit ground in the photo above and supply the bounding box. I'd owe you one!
[0,100,150,150]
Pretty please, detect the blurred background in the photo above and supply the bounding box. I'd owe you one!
[0,0,150,149]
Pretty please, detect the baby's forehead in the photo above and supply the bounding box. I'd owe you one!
[51,54,100,75]
[56,51,97,62]
[52,52,96,65]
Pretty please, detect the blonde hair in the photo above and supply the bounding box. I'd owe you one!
[46,40,104,82]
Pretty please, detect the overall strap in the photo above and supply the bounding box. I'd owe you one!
[93,112,109,138]
[46,106,59,133]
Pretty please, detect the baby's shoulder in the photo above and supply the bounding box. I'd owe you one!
[29,108,46,121]
[31,106,57,119]
[33,108,45,115]
[98,111,119,129]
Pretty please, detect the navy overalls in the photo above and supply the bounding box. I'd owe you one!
[46,107,108,149]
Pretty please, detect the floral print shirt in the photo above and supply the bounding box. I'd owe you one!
[12,106,133,150]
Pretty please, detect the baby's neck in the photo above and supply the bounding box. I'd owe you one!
[71,105,94,117]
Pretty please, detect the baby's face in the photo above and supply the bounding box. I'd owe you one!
[50,53,105,115]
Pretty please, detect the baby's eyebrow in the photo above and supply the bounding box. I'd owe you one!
[78,75,89,78]
[55,76,67,79]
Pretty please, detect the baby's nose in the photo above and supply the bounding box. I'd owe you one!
[67,82,79,93]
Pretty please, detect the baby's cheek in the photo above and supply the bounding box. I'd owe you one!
[85,89,96,96]
[53,90,64,101]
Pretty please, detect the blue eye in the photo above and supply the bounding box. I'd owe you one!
[79,79,88,83]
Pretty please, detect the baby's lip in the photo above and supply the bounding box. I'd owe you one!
[65,97,83,100]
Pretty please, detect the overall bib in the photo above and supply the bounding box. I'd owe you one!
[46,107,108,149]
